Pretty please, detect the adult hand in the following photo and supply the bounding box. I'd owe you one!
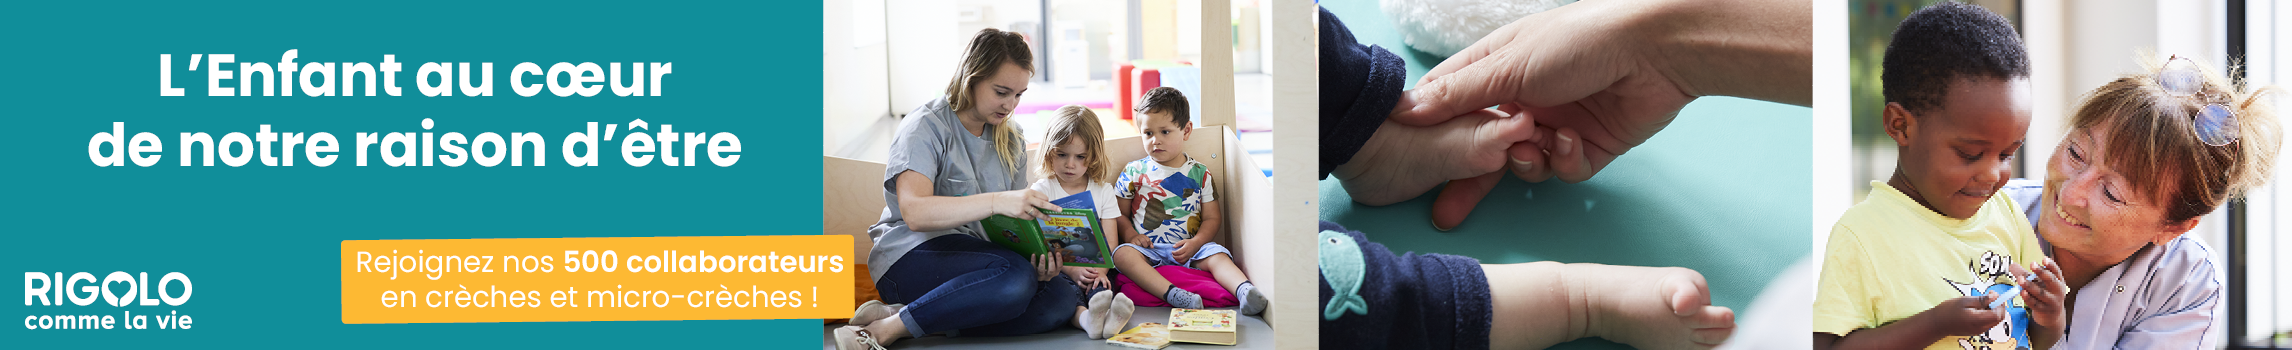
[1031,252,1061,282]
[1377,0,1809,227]
[995,189,1059,220]
[1394,0,1698,185]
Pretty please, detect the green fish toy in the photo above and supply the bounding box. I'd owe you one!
[1320,230,1369,320]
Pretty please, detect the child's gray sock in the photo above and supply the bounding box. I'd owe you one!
[1236,281,1267,316]
[1163,286,1204,309]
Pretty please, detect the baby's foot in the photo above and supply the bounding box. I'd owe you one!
[1575,265,1734,350]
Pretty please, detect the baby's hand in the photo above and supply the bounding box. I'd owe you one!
[1332,109,1539,209]
[2015,259,2068,330]
[1127,235,1153,248]
[1912,296,2008,337]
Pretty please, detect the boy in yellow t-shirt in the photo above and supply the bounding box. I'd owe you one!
[1814,3,2069,350]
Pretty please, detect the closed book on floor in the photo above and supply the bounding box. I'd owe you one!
[1166,308,1238,345]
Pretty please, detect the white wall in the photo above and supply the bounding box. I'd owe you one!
[1047,0,1125,81]
[2242,1,2292,345]
[825,0,894,156]
[1268,0,1317,345]
[886,0,961,117]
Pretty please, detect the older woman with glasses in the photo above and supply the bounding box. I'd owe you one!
[1999,55,2282,348]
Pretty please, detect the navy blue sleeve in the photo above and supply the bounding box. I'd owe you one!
[1318,7,1407,179]
[1318,220,1492,350]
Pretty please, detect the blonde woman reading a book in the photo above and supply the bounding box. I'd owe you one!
[836,29,1132,350]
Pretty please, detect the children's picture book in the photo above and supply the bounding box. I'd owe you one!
[1105,322,1171,349]
[1167,308,1238,345]
[982,208,1115,268]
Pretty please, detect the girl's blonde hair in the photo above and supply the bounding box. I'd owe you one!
[946,28,1034,173]
[2069,54,2282,223]
[1040,105,1113,184]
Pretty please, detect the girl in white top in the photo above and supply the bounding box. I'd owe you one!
[1026,105,1136,338]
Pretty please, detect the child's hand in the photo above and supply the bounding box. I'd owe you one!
[1171,238,1204,265]
[1127,234,1154,247]
[1910,295,2009,337]
[1332,109,1540,208]
[1031,252,1062,282]
[1060,266,1083,285]
[1064,266,1111,290]
[2014,259,2069,330]
[996,189,1060,220]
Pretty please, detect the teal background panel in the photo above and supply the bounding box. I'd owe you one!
[0,1,823,348]
[1320,97,1813,350]
[1319,1,1811,342]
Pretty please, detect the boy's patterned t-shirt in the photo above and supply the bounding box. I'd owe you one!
[1815,181,2043,350]
[1116,156,1216,245]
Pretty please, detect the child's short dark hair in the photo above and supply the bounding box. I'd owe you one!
[1882,2,2030,115]
[1135,87,1191,126]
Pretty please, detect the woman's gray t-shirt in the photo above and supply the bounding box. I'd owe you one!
[867,97,1029,283]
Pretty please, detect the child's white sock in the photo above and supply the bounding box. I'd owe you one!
[1236,281,1267,316]
[1104,292,1136,336]
[1164,286,1204,309]
[1080,290,1114,339]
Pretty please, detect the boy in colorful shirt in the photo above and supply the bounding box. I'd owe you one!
[1813,3,2068,350]
[1114,87,1266,316]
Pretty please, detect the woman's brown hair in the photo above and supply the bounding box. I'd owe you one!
[2068,55,2281,223]
[945,28,1034,172]
[1039,105,1113,184]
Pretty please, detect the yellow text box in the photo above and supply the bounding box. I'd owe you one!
[340,235,854,324]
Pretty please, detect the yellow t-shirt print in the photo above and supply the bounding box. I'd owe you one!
[1815,181,2044,350]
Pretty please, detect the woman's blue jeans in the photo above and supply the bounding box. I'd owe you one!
[878,234,1080,337]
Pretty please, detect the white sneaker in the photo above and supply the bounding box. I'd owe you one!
[834,325,888,350]
[850,300,903,326]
